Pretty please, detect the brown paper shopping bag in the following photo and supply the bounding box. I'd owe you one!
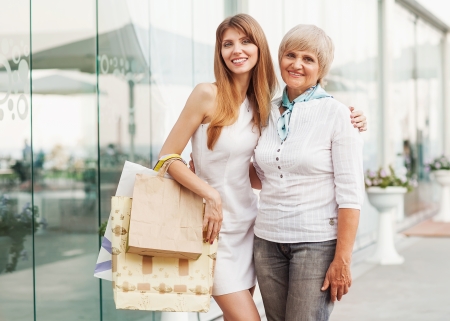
[111,196,217,312]
[127,159,204,260]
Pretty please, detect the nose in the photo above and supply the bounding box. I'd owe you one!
[292,58,303,70]
[232,43,243,55]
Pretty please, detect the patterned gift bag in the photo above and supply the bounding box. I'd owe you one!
[94,161,167,281]
[111,196,217,312]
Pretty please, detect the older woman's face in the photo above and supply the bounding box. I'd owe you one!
[280,49,320,100]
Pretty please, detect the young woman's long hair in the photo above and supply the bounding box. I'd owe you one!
[207,14,277,150]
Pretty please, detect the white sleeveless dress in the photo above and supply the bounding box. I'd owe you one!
[191,98,259,296]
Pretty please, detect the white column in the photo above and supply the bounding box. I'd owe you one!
[237,0,249,13]
[432,171,450,222]
[396,198,405,222]
[367,207,405,265]
[443,32,450,156]
[378,0,396,168]
[224,0,249,16]
[366,188,406,265]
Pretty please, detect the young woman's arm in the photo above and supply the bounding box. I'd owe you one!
[349,106,367,132]
[249,162,262,190]
[245,106,367,188]
[159,83,221,244]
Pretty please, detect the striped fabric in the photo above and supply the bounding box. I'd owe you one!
[94,219,113,280]
[253,97,364,243]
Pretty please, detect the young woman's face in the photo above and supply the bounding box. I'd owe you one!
[221,28,259,76]
[280,49,320,99]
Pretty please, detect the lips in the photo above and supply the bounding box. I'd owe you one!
[288,71,304,77]
[232,58,248,65]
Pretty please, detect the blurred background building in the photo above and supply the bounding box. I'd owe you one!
[0,0,449,320]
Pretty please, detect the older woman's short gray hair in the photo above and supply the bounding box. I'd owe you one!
[278,24,334,86]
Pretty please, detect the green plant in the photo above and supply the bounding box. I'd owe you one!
[0,195,40,272]
[98,220,108,237]
[425,155,450,171]
[364,165,416,192]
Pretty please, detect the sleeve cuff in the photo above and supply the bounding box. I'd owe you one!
[338,204,361,210]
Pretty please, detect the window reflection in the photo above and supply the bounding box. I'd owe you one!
[29,1,100,320]
[0,1,34,320]
[393,3,443,216]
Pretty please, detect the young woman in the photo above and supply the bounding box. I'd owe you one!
[159,14,366,321]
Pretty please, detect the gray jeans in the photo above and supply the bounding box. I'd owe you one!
[254,235,337,321]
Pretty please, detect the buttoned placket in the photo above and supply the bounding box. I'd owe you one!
[276,101,291,179]
[277,140,284,178]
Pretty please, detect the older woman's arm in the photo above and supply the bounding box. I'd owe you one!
[321,103,364,302]
[321,208,359,302]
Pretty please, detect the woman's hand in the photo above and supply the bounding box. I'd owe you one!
[349,106,367,132]
[189,152,196,173]
[203,188,223,244]
[188,153,221,243]
[321,259,352,302]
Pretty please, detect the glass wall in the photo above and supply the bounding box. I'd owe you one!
[393,3,444,215]
[98,1,152,319]
[96,1,223,319]
[0,1,447,320]
[0,1,34,320]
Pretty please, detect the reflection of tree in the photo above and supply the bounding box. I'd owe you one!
[81,160,96,202]
[10,161,29,183]
[99,143,150,169]
[0,196,40,273]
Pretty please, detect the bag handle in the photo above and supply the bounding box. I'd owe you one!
[157,157,183,178]
[154,154,187,171]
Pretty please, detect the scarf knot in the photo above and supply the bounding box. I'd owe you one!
[277,84,332,141]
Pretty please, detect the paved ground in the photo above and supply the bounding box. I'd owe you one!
[331,237,450,321]
[1,235,448,321]
[217,236,450,321]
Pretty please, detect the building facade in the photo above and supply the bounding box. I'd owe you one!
[0,0,449,320]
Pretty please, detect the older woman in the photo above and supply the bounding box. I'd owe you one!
[252,24,364,321]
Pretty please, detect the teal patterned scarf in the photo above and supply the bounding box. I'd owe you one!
[277,84,332,141]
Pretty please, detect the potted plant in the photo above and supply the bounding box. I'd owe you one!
[0,195,40,273]
[426,155,450,222]
[364,166,416,265]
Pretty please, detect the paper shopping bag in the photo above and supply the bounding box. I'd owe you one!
[94,161,165,281]
[127,160,204,260]
[111,196,217,312]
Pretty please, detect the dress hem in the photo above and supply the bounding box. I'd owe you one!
[212,281,257,296]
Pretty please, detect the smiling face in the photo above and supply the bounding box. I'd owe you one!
[280,49,320,101]
[221,28,259,77]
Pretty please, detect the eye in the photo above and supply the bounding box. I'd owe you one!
[242,38,251,44]
[304,56,314,62]
[286,52,295,58]
[223,42,232,48]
